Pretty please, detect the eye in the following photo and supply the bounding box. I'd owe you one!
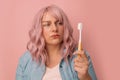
[56,21,63,26]
[42,23,51,27]
[58,22,63,25]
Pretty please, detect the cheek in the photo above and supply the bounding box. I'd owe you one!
[59,27,64,39]
[59,26,64,34]
[43,29,49,39]
[60,27,64,34]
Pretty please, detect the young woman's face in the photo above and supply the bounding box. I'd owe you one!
[42,12,64,46]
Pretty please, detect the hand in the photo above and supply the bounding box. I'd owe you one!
[73,50,91,80]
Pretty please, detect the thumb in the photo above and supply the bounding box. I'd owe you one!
[73,50,83,55]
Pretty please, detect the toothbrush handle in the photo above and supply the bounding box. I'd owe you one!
[78,42,83,51]
[78,42,83,57]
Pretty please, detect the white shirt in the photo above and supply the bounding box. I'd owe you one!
[42,63,62,80]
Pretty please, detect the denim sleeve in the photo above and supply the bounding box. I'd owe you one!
[71,50,97,80]
[15,51,31,80]
[85,50,97,80]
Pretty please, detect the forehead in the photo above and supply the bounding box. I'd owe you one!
[42,10,63,23]
[42,12,56,22]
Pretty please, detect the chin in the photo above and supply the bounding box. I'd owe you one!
[51,42,61,45]
[48,40,62,45]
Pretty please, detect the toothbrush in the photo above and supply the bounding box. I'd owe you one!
[78,23,83,51]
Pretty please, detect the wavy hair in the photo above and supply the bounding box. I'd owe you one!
[27,5,77,64]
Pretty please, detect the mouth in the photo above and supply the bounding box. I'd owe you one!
[51,34,60,39]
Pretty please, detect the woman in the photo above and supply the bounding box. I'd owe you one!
[16,5,97,80]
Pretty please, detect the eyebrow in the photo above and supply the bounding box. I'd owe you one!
[42,21,50,23]
[42,20,60,23]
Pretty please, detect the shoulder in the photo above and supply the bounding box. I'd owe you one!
[18,50,32,68]
[19,50,32,61]
[16,50,33,77]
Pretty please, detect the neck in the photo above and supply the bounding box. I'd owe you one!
[46,44,61,57]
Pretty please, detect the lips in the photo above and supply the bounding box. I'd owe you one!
[51,34,60,38]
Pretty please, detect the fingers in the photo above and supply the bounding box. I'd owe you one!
[74,58,88,75]
[74,65,88,75]
[74,64,88,72]
[73,50,89,71]
[74,56,89,65]
[73,50,88,60]
[74,54,89,76]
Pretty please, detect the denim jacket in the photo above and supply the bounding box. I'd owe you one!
[16,50,97,80]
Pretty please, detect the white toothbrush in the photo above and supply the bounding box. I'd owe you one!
[78,23,83,51]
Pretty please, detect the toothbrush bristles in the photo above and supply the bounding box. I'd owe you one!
[78,23,82,30]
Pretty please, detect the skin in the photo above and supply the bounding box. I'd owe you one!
[42,12,91,79]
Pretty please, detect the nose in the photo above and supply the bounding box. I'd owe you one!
[51,23,58,32]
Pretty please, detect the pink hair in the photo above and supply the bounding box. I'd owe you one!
[27,5,77,64]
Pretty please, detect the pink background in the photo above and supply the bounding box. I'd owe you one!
[0,0,120,80]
